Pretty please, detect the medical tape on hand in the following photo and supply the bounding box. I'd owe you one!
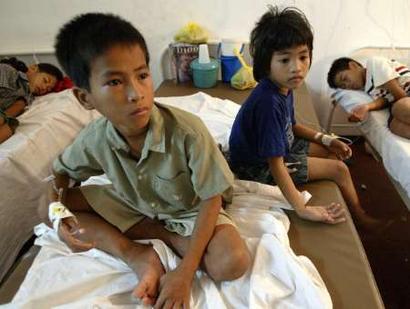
[321,134,336,147]
[48,201,77,231]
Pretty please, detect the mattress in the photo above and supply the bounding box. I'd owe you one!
[0,89,100,282]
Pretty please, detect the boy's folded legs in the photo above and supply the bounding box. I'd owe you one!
[60,184,251,283]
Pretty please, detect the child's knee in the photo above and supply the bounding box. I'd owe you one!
[208,246,251,281]
[333,160,350,179]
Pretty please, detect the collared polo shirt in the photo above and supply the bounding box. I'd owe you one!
[53,103,233,219]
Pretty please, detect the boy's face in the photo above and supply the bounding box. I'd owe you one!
[77,43,154,138]
[27,66,58,95]
[333,61,365,90]
[269,45,310,94]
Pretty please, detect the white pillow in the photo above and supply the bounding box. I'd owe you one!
[331,89,373,113]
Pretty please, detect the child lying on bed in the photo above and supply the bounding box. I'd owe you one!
[41,12,250,308]
[0,57,64,143]
[328,56,410,139]
[228,6,384,230]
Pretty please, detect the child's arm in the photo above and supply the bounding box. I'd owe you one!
[268,156,345,223]
[293,123,351,160]
[382,78,407,101]
[45,171,94,251]
[0,99,26,126]
[350,78,406,122]
[349,97,387,122]
[155,195,222,308]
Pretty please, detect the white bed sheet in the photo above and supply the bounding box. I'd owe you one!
[155,92,240,151]
[4,180,331,309]
[360,109,410,198]
[0,90,100,282]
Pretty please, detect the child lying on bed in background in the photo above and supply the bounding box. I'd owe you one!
[40,12,250,308]
[0,57,64,143]
[328,56,410,139]
[228,6,386,231]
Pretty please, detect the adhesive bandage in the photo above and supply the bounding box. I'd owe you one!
[48,201,77,231]
[321,134,336,146]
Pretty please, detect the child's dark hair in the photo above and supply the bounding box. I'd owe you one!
[0,57,63,81]
[55,13,150,90]
[250,6,313,81]
[0,57,28,72]
[327,57,363,89]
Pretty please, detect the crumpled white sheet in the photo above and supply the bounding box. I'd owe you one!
[5,180,331,309]
[155,92,240,151]
[360,109,410,200]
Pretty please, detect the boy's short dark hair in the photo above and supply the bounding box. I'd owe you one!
[55,13,150,90]
[250,6,313,81]
[37,63,64,81]
[327,57,363,89]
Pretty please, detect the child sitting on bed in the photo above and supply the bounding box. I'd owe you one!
[327,56,410,139]
[42,12,250,307]
[228,6,383,229]
[0,57,64,143]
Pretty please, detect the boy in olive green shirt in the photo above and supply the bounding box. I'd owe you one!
[44,13,250,308]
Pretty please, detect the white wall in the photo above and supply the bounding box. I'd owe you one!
[1,0,409,126]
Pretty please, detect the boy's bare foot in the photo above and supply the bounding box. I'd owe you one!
[124,244,165,306]
[354,212,394,233]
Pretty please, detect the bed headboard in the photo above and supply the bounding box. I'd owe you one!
[350,47,410,67]
[0,52,61,70]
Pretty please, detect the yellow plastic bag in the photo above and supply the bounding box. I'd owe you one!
[230,49,257,90]
[174,22,208,44]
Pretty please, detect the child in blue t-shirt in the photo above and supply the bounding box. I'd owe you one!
[229,6,383,229]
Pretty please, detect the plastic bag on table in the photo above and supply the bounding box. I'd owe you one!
[174,22,208,44]
[230,49,257,90]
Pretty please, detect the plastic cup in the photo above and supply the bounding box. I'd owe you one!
[198,44,210,64]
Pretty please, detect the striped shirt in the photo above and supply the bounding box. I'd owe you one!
[364,56,410,103]
[0,63,32,111]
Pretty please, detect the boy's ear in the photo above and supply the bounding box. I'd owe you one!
[73,88,95,110]
[348,61,360,70]
[27,64,39,74]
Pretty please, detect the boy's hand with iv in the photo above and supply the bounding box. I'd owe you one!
[327,138,352,161]
[295,203,346,224]
[58,216,95,252]
[46,175,95,252]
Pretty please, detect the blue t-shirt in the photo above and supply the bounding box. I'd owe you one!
[229,78,295,166]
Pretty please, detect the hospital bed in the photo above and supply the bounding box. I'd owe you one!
[328,47,410,210]
[0,80,383,308]
[0,90,100,283]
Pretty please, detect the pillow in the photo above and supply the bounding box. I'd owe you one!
[331,89,373,113]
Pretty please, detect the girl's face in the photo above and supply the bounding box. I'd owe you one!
[269,44,310,95]
[27,66,58,95]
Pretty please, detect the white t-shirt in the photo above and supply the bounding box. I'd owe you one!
[364,56,410,102]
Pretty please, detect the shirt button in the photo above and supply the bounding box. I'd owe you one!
[150,202,156,208]
[138,175,143,180]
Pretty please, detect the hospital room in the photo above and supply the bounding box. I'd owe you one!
[0,0,409,308]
